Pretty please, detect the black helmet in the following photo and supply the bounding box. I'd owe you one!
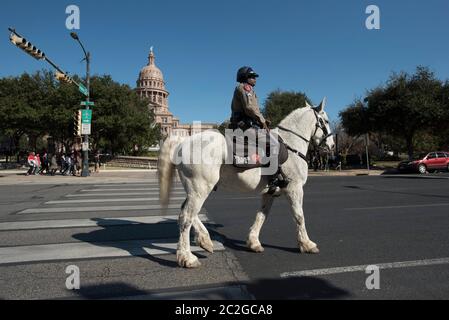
[236,66,259,83]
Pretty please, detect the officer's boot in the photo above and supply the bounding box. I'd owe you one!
[267,167,289,195]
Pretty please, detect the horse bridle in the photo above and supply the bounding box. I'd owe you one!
[277,109,333,162]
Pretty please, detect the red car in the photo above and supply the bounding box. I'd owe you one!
[398,152,449,174]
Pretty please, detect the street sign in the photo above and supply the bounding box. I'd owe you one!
[81,110,92,124]
[78,84,88,96]
[81,123,91,135]
[80,101,95,106]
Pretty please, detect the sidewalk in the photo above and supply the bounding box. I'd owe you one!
[0,170,159,185]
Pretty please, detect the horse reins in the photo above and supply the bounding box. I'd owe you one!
[277,109,332,162]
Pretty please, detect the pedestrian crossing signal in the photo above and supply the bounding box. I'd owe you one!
[74,110,82,136]
[55,72,74,84]
[9,33,45,60]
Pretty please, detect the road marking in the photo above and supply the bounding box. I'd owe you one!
[18,204,182,214]
[93,184,159,187]
[345,203,449,211]
[80,188,184,192]
[66,191,186,197]
[280,257,449,278]
[224,197,260,200]
[45,197,185,205]
[0,238,225,265]
[0,214,207,231]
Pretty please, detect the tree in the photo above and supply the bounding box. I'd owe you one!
[88,75,160,155]
[263,90,312,126]
[339,66,445,160]
[0,71,160,157]
[366,67,443,159]
[339,99,370,137]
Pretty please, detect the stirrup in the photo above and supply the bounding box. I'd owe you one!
[267,185,281,197]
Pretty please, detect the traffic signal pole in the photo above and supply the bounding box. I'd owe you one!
[70,32,91,177]
[81,51,91,177]
[8,28,84,89]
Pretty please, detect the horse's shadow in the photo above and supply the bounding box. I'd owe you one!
[72,218,223,268]
[72,217,298,269]
[206,225,300,254]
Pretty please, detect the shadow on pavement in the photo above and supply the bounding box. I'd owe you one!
[71,277,350,300]
[74,282,149,300]
[246,276,351,300]
[205,225,299,254]
[72,218,206,269]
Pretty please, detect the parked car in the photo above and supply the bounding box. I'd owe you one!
[398,152,449,174]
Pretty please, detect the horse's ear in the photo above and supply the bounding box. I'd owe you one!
[305,100,313,109]
[316,97,327,112]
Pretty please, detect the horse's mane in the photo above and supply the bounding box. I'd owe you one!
[277,105,312,128]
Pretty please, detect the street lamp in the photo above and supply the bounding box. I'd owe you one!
[71,32,91,177]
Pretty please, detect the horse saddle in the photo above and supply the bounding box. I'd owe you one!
[225,128,289,169]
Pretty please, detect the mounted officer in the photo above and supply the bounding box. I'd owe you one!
[230,67,270,131]
[229,66,289,195]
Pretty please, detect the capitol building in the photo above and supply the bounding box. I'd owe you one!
[136,48,216,138]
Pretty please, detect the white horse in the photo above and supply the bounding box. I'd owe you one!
[158,99,335,268]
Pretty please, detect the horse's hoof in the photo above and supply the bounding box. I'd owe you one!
[308,246,320,254]
[300,243,320,254]
[247,240,265,253]
[177,252,202,268]
[198,237,214,253]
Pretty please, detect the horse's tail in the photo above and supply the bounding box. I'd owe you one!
[158,135,181,207]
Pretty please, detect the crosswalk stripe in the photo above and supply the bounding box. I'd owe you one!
[45,197,185,205]
[18,204,182,214]
[0,214,206,231]
[65,191,186,197]
[93,184,158,187]
[80,188,184,192]
[0,239,225,265]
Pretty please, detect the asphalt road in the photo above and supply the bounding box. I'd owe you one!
[0,172,448,299]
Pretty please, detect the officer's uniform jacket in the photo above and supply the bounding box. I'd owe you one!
[231,83,266,127]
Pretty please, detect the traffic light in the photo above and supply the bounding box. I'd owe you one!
[9,32,45,60]
[55,72,74,84]
[74,110,82,136]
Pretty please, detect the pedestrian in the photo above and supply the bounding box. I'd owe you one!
[70,153,77,176]
[49,154,58,176]
[312,152,319,172]
[35,153,42,175]
[42,152,49,175]
[94,151,100,173]
[26,152,37,176]
[61,154,69,175]
[76,152,82,176]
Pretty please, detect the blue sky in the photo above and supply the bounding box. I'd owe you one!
[1,0,449,125]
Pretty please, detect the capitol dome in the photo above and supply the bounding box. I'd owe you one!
[136,47,169,109]
[139,52,164,81]
[136,47,172,136]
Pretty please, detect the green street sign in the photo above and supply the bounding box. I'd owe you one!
[81,110,92,124]
[78,84,88,96]
[81,101,95,106]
